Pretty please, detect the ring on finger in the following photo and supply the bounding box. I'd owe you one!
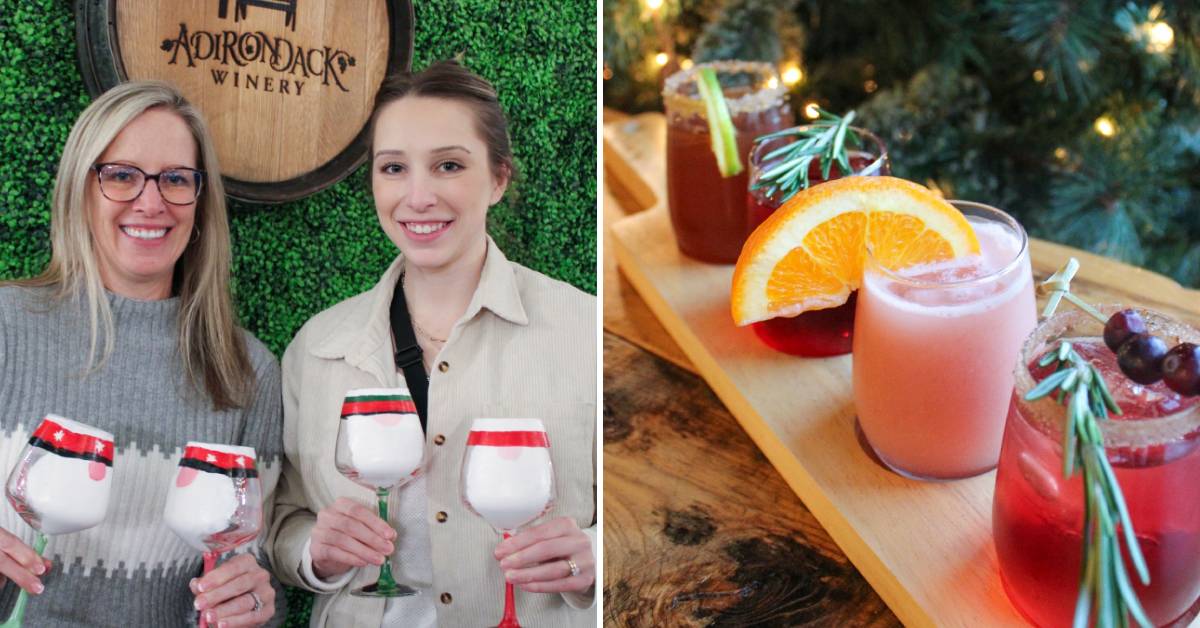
[248,591,263,613]
[565,557,580,577]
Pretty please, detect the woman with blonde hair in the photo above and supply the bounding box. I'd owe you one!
[269,60,596,627]
[0,80,284,626]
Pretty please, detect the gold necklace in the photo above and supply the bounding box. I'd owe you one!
[402,273,447,344]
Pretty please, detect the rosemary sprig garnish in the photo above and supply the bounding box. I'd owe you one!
[749,107,861,202]
[1031,259,1152,628]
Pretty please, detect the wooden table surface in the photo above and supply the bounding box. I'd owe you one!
[602,109,902,627]
[600,109,1200,627]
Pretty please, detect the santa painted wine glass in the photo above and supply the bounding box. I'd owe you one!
[163,443,261,628]
[334,388,425,597]
[460,418,555,628]
[3,415,114,628]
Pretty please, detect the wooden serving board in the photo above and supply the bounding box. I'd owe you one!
[604,112,1200,628]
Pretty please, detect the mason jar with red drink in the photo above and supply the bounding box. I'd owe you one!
[993,305,1200,627]
[663,61,794,264]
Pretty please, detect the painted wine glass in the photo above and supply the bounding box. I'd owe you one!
[3,415,114,628]
[334,387,424,597]
[460,418,555,628]
[163,442,261,628]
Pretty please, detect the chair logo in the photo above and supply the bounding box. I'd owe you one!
[158,1,357,96]
[217,0,298,32]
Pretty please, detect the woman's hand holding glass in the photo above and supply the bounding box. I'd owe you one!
[494,517,594,594]
[0,529,51,595]
[308,497,397,580]
[189,553,275,627]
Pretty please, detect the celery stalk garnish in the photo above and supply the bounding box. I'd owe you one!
[696,68,743,177]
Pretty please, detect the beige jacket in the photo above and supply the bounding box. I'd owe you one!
[268,239,596,627]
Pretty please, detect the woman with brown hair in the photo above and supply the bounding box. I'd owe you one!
[269,60,596,627]
[0,80,284,626]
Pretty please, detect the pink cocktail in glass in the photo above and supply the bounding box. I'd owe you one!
[852,201,1036,479]
[993,307,1200,627]
[746,127,888,356]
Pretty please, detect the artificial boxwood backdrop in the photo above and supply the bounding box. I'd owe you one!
[0,1,595,624]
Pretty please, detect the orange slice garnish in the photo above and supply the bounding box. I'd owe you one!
[731,176,980,326]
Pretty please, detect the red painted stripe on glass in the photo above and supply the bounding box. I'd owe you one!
[466,431,550,447]
[182,446,257,471]
[33,419,114,462]
[341,400,418,416]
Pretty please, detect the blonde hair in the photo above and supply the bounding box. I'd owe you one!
[8,80,253,410]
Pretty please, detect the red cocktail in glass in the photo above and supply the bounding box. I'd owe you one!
[664,61,794,264]
[993,306,1200,627]
[744,127,889,356]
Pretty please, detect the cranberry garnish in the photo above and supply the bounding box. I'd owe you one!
[1116,334,1169,385]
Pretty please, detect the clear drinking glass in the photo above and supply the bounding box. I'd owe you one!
[745,126,889,357]
[993,306,1200,627]
[852,201,1037,479]
[3,415,114,628]
[663,60,794,264]
[460,418,555,628]
[163,442,262,628]
[334,387,424,597]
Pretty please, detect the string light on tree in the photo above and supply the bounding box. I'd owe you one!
[1094,115,1117,137]
[1146,20,1174,53]
[864,79,878,93]
[781,64,803,86]
[680,58,693,70]
[1116,3,1175,55]
[1033,69,1045,82]
[766,76,779,89]
[1140,3,1175,53]
[1054,147,1069,161]
[642,0,672,84]
[803,102,821,119]
[641,0,665,20]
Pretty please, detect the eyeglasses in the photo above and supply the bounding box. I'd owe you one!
[93,163,205,206]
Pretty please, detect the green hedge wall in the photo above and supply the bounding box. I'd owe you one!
[0,0,597,358]
[0,2,595,624]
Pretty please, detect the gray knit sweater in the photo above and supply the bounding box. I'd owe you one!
[0,286,285,627]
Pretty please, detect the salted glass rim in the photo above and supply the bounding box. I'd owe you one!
[1013,305,1200,447]
[662,60,787,117]
[864,200,1029,288]
[749,124,889,178]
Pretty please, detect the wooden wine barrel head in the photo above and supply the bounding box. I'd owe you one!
[76,0,413,203]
